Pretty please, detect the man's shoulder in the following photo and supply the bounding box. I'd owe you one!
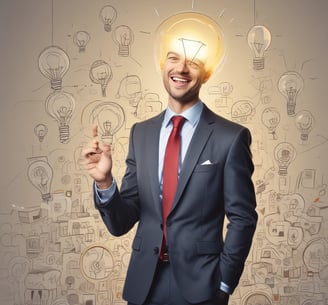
[203,105,247,132]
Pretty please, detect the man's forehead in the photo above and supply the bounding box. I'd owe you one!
[166,37,208,63]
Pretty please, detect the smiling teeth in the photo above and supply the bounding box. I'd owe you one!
[172,77,188,82]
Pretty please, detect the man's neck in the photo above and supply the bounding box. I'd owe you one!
[167,97,199,114]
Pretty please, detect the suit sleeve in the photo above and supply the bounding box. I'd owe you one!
[220,127,258,292]
[94,124,141,237]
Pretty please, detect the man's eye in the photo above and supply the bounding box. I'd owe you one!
[188,61,200,69]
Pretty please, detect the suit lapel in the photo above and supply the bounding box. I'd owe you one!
[145,113,164,216]
[171,106,214,211]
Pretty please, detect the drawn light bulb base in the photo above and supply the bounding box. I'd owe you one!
[113,25,134,57]
[274,142,296,176]
[99,5,117,32]
[38,45,70,91]
[27,157,53,202]
[247,25,271,70]
[73,30,91,53]
[89,102,125,146]
[278,71,304,116]
[45,90,75,143]
[89,60,112,97]
[295,110,315,141]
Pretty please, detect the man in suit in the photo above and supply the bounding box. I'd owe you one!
[83,13,257,305]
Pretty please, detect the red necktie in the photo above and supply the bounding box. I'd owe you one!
[161,115,185,257]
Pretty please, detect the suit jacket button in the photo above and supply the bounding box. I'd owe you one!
[153,247,159,254]
[160,224,163,230]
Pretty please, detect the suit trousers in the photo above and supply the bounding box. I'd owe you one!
[127,260,229,305]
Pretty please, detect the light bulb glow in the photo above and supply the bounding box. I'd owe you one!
[113,25,134,57]
[38,45,70,90]
[274,142,296,176]
[89,60,112,97]
[27,157,53,202]
[278,71,304,116]
[89,102,125,145]
[295,110,315,141]
[247,25,271,70]
[99,5,117,32]
[45,91,75,143]
[154,12,225,76]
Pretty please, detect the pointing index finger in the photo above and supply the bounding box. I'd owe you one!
[92,125,98,138]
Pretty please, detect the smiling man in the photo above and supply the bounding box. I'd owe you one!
[83,12,258,305]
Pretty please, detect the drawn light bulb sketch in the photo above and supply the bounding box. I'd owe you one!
[34,123,48,143]
[274,142,296,176]
[73,30,91,52]
[38,45,70,90]
[89,59,112,97]
[278,71,304,116]
[231,100,255,123]
[99,5,117,32]
[45,90,75,143]
[295,110,315,141]
[113,25,134,57]
[247,25,271,70]
[208,81,233,108]
[116,74,142,114]
[261,107,280,140]
[27,157,53,202]
[89,102,125,145]
[80,245,115,280]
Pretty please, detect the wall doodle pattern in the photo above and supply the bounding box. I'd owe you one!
[0,0,327,305]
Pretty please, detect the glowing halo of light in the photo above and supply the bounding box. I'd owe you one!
[154,12,225,77]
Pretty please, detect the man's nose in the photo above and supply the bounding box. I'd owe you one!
[176,59,190,72]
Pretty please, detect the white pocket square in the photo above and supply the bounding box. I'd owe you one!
[201,160,213,165]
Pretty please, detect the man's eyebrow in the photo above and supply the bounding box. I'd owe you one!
[166,52,180,57]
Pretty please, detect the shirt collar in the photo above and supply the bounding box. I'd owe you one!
[163,100,203,128]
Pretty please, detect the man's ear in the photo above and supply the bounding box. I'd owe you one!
[202,70,212,83]
[159,60,165,71]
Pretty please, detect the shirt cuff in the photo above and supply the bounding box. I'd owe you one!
[94,178,116,204]
[219,281,230,294]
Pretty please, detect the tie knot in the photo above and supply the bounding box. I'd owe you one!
[171,116,185,130]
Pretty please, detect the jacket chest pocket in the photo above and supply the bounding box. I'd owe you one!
[193,163,219,173]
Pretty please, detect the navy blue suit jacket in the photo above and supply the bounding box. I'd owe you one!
[95,105,258,304]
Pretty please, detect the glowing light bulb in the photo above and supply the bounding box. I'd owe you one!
[278,71,304,116]
[261,107,280,140]
[27,157,53,202]
[34,123,48,143]
[295,110,315,141]
[99,5,117,32]
[38,45,70,90]
[113,25,134,57]
[247,25,271,70]
[45,90,75,143]
[274,142,296,176]
[89,102,125,145]
[89,60,112,97]
[154,12,225,76]
[73,30,91,52]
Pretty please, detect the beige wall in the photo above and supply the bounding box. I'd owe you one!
[1,1,328,304]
